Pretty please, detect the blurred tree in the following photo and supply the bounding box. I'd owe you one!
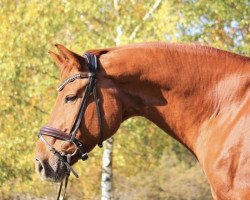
[172,0,250,54]
[0,0,248,199]
[0,0,173,198]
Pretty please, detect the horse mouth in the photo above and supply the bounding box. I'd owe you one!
[35,157,68,183]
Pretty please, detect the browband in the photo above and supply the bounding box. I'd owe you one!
[57,72,94,92]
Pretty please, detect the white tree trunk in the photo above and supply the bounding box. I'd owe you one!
[101,1,121,200]
[101,137,114,200]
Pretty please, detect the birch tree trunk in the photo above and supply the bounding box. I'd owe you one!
[101,137,114,200]
[101,1,162,199]
[101,0,120,197]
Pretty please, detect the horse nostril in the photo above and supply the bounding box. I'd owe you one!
[35,158,45,174]
[38,163,43,173]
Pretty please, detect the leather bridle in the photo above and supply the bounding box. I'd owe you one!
[38,53,103,199]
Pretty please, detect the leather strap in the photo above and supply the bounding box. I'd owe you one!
[40,126,72,141]
[57,169,70,200]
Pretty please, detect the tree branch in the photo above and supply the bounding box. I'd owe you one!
[113,0,122,46]
[129,0,163,41]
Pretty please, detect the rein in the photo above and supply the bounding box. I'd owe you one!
[38,53,103,200]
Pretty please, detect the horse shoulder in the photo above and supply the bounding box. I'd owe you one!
[196,93,250,199]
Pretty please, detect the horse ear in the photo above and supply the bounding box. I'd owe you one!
[48,50,63,66]
[49,44,87,70]
[55,44,76,61]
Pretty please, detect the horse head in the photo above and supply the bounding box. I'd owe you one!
[35,44,122,182]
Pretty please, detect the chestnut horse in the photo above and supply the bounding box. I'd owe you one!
[35,42,250,199]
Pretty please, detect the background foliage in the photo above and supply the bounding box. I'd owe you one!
[0,0,249,199]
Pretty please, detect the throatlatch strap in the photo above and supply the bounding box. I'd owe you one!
[93,85,103,147]
[85,53,103,147]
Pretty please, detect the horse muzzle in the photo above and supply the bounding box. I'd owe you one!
[34,155,68,182]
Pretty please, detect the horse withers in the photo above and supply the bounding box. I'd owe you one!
[35,42,250,199]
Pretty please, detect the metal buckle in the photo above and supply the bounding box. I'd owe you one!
[77,147,89,160]
[80,153,88,160]
[60,140,78,157]
[69,139,89,161]
[88,72,96,78]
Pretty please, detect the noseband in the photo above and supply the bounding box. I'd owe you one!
[38,53,103,199]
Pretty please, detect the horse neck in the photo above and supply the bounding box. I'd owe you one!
[100,43,249,155]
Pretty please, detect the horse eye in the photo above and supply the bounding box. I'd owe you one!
[65,95,77,103]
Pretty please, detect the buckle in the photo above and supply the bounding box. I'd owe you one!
[71,139,88,161]
[88,72,96,78]
[76,145,88,160]
[80,153,88,161]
